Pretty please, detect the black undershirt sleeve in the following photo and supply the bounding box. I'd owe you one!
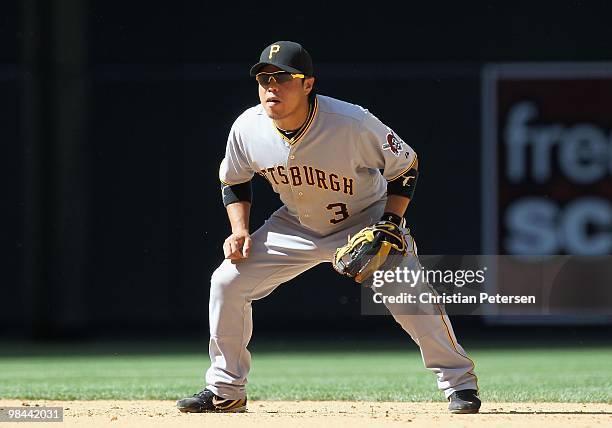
[387,168,419,200]
[221,181,252,206]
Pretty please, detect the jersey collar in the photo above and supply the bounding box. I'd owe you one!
[273,96,318,146]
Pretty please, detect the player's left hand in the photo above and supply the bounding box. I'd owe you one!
[332,220,407,283]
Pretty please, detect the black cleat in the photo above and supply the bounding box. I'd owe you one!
[448,389,481,414]
[176,388,247,413]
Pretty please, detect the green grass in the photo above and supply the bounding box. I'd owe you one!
[0,343,610,402]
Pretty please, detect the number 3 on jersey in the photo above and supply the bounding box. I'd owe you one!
[326,202,349,224]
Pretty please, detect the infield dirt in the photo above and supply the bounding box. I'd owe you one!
[1,399,610,427]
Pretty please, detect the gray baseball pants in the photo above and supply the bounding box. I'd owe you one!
[205,201,478,399]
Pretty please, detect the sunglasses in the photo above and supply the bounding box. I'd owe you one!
[255,71,305,88]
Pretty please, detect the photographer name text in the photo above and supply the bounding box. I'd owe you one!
[372,292,536,305]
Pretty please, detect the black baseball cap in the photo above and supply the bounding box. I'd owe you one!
[249,41,314,77]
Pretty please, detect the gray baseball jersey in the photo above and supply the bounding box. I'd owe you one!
[219,95,418,235]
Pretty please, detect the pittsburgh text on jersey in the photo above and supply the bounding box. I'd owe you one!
[258,164,354,196]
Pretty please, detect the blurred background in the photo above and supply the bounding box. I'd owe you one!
[3,1,612,344]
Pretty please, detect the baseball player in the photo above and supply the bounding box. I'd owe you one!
[177,41,481,414]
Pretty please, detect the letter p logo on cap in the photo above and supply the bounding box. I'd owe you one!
[269,44,280,59]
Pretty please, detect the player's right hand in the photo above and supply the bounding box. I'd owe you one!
[223,230,252,260]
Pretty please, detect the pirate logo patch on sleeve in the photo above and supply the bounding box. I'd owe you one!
[381,130,404,157]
